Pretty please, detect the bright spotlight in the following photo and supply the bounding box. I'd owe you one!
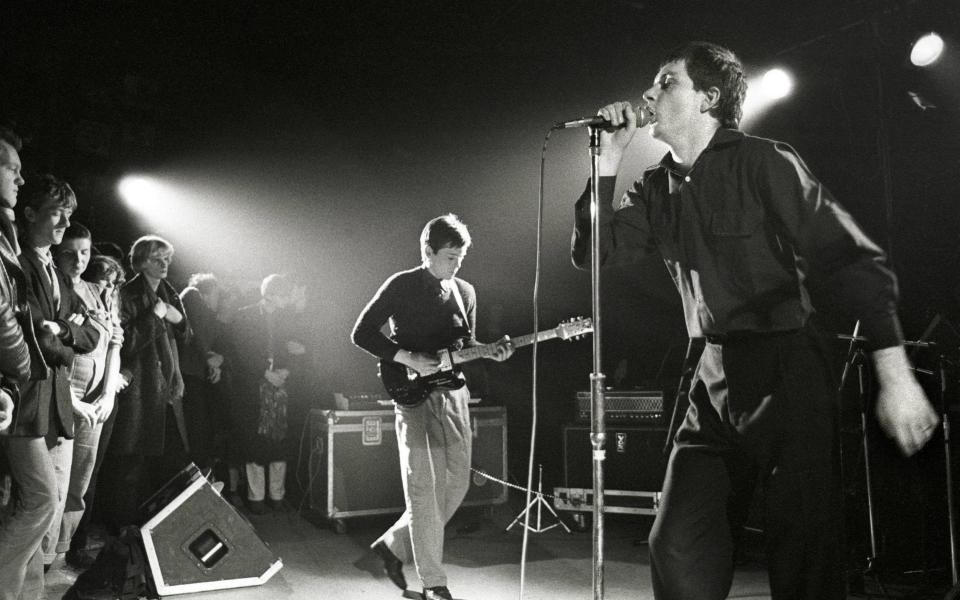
[117,176,168,213]
[761,68,794,100]
[910,32,944,67]
[741,67,795,127]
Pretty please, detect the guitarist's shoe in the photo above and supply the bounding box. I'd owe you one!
[422,586,454,600]
[371,540,407,590]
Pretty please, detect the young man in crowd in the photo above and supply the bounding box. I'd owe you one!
[0,175,99,599]
[50,222,124,569]
[0,125,31,432]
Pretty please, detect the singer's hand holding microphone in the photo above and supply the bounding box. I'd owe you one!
[596,101,642,147]
[555,101,653,174]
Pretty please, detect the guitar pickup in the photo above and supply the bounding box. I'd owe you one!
[436,348,455,372]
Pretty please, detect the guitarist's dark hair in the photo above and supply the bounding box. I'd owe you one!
[420,213,471,260]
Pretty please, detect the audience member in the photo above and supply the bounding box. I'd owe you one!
[98,235,189,531]
[0,125,31,431]
[277,277,318,497]
[0,126,38,600]
[50,223,123,569]
[1,174,99,598]
[211,279,245,502]
[226,273,294,514]
[67,255,126,562]
[178,272,225,471]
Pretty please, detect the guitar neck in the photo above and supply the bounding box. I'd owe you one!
[451,329,557,365]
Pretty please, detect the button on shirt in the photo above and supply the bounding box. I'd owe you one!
[572,128,902,351]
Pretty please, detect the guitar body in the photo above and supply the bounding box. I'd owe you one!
[373,318,593,407]
[378,359,467,407]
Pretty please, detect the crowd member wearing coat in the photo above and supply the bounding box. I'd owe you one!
[98,235,190,531]
[178,273,225,472]
[1,174,99,600]
[225,273,293,514]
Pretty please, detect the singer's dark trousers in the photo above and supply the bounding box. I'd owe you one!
[648,326,845,600]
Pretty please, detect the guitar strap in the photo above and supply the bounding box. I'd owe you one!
[449,280,470,334]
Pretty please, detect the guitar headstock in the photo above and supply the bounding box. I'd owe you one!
[555,317,594,341]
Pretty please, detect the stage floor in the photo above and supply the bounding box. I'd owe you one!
[46,499,774,600]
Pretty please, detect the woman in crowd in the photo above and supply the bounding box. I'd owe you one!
[98,235,190,530]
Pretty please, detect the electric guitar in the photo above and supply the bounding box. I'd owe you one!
[378,317,593,407]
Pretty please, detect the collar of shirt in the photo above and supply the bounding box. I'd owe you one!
[419,266,446,294]
[31,246,54,268]
[657,128,745,193]
[657,127,744,172]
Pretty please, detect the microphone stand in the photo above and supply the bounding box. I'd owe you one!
[939,355,958,588]
[587,124,607,600]
[837,322,890,597]
[852,342,888,597]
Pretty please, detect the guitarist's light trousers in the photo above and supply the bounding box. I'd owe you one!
[374,386,472,589]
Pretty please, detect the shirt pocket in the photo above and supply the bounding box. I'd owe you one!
[708,209,764,293]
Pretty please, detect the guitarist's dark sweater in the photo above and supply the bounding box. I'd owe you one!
[352,266,477,361]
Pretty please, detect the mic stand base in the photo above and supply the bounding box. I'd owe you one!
[506,465,571,534]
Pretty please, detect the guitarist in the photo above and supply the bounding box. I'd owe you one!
[352,213,513,600]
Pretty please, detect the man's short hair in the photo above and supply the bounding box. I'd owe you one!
[188,272,219,295]
[420,213,471,261]
[0,125,23,152]
[19,174,78,215]
[260,273,290,299]
[59,222,92,244]
[84,255,125,286]
[129,234,174,272]
[662,41,746,129]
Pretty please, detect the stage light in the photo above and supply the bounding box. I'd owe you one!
[760,68,794,100]
[117,175,169,213]
[910,32,944,67]
[741,67,795,127]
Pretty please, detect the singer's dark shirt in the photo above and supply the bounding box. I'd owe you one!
[352,266,477,361]
[572,127,903,350]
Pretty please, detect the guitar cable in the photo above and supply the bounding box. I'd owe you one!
[517,126,555,600]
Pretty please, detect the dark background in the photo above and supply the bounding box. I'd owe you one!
[3,0,960,577]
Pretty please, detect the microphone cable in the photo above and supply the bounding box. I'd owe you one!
[517,125,554,600]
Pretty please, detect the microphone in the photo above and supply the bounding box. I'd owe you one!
[554,107,654,130]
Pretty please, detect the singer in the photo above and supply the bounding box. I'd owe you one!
[569,41,938,600]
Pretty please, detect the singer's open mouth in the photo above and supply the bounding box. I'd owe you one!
[640,106,657,125]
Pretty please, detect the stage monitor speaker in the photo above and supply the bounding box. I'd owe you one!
[563,424,669,492]
[140,463,283,596]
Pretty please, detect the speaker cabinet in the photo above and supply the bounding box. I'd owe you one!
[140,464,282,595]
[308,405,507,529]
[563,424,669,491]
